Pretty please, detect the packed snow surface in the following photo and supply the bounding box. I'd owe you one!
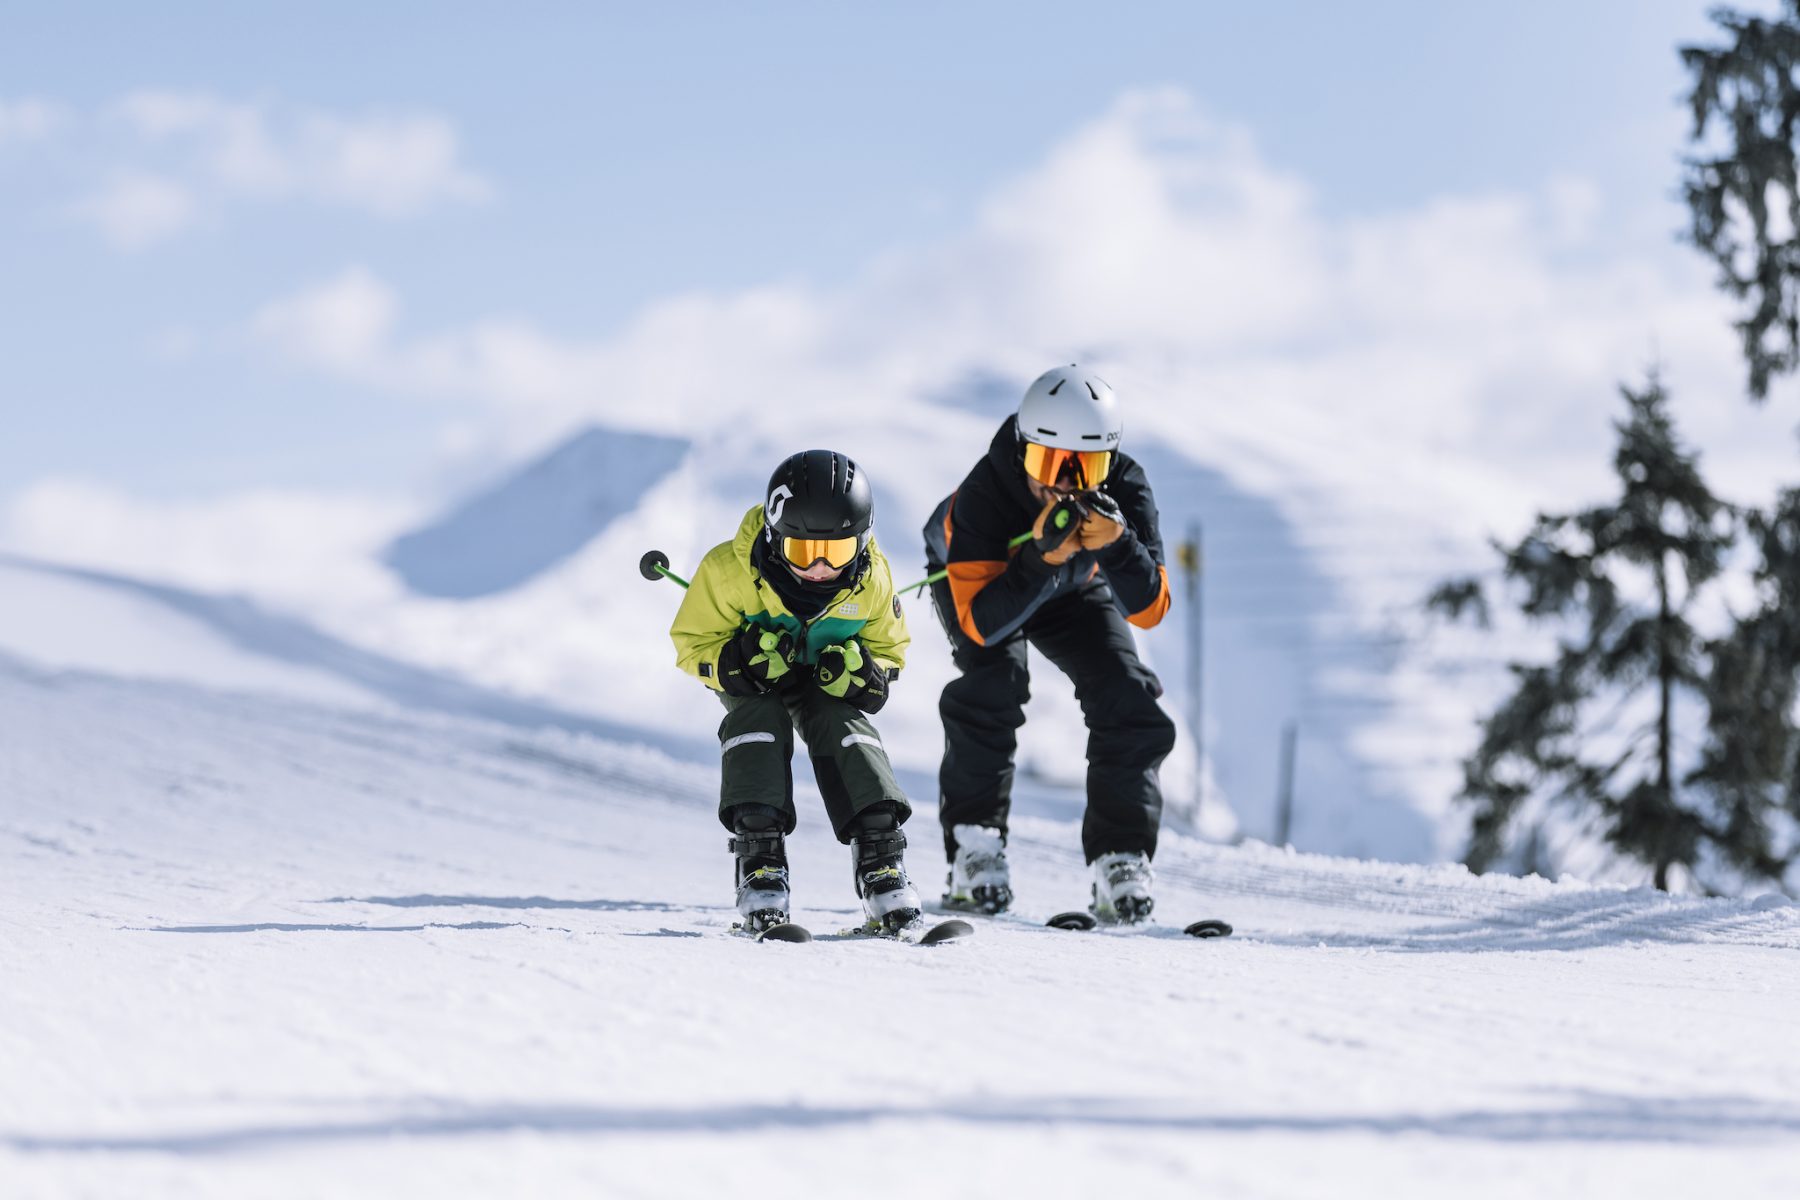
[3,565,1798,1198]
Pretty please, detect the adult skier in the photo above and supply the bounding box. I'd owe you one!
[924,366,1175,922]
[670,449,923,935]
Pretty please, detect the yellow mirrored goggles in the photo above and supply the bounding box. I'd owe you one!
[781,535,862,569]
[1021,443,1113,490]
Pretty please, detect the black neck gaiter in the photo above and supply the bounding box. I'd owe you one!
[751,535,843,623]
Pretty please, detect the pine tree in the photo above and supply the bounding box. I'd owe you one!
[1682,0,1800,400]
[1674,3,1800,893]
[1438,376,1735,889]
[1687,490,1800,885]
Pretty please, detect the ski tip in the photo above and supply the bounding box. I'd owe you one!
[756,922,813,943]
[1183,919,1233,939]
[919,918,975,945]
[1046,910,1099,931]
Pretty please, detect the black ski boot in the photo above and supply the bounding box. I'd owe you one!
[728,805,791,933]
[848,804,922,934]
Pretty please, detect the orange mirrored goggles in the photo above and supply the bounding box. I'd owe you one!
[1021,443,1114,489]
[781,535,862,570]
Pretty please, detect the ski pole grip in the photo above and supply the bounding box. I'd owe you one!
[1033,497,1087,553]
[1053,495,1088,531]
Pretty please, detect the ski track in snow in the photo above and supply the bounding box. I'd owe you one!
[3,656,1799,1199]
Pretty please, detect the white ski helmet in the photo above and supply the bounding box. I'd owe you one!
[1016,365,1122,451]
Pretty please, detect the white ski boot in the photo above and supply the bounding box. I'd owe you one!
[943,823,1013,914]
[730,829,791,933]
[1090,850,1154,925]
[852,825,922,934]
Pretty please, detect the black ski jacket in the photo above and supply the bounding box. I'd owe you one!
[923,416,1170,647]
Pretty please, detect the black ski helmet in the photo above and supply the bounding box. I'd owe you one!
[763,449,874,570]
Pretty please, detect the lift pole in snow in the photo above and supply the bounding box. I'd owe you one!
[1176,522,1204,828]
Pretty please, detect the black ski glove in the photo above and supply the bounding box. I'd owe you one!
[1078,491,1127,552]
[814,638,890,713]
[1086,491,1143,564]
[716,624,798,696]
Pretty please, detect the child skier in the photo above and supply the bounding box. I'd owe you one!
[669,449,921,935]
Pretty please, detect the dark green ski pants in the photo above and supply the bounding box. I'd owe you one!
[715,688,911,842]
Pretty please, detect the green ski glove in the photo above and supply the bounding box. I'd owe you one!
[814,639,890,713]
[717,624,797,696]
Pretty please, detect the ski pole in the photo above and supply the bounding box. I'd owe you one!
[639,549,691,589]
[897,494,1089,596]
[896,530,1037,597]
[651,493,1085,597]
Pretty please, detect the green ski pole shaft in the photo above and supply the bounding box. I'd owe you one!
[896,531,1034,597]
[652,492,1082,598]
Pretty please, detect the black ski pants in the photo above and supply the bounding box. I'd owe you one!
[715,687,911,843]
[932,579,1175,863]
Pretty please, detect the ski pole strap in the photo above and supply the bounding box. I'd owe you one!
[896,532,1034,598]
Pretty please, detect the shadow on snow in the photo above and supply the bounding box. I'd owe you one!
[9,1092,1798,1155]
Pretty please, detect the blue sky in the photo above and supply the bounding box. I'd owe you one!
[0,1,1758,500]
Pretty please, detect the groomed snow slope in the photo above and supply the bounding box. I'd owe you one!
[5,638,1799,1198]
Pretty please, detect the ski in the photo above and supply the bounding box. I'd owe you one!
[915,917,976,944]
[730,921,813,943]
[1046,910,1233,938]
[731,917,974,944]
[1046,910,1097,930]
[822,916,975,945]
[935,896,1233,939]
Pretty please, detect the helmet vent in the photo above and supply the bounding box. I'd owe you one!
[1036,427,1058,437]
[1047,378,1065,396]
[1085,382,1100,401]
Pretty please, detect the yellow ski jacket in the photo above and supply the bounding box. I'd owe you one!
[670,504,910,691]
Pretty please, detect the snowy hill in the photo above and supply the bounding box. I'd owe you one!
[4,563,1799,1198]
[384,427,691,599]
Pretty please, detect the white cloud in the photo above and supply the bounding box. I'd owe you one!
[44,91,490,247]
[108,90,490,214]
[244,88,1789,520]
[297,110,488,215]
[0,97,66,143]
[254,265,399,373]
[34,87,1799,605]
[72,172,196,250]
